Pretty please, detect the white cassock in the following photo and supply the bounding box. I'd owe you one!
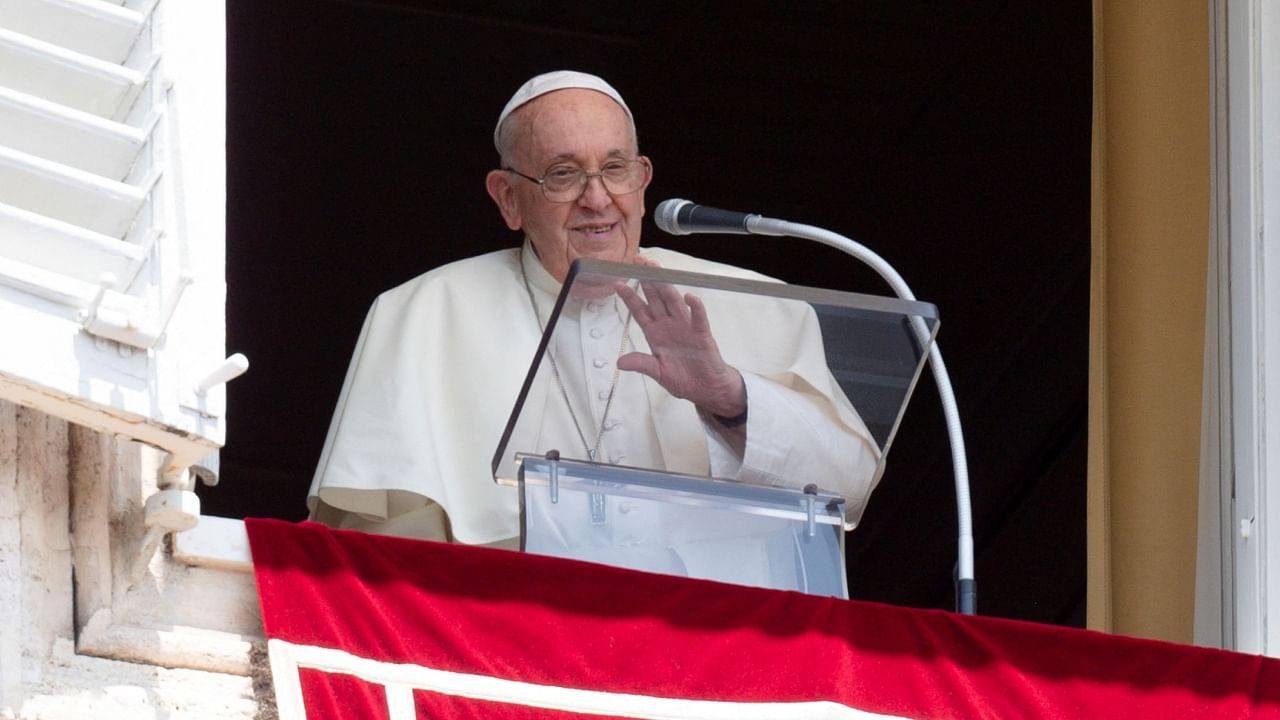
[309,242,881,586]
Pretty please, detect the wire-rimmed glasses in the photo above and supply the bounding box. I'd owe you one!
[504,157,650,203]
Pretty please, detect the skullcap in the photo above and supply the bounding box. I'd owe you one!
[493,70,633,152]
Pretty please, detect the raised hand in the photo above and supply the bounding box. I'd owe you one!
[614,276,746,420]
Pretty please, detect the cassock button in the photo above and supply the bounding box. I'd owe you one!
[593,357,608,368]
[597,390,610,400]
[618,502,635,515]
[589,327,604,339]
[587,302,601,312]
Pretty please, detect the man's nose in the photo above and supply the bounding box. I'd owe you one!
[577,173,612,210]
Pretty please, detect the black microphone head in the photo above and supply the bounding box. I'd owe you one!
[654,198,693,235]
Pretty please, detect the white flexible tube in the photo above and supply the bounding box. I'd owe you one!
[749,217,976,612]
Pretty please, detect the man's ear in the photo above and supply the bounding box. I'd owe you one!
[637,156,654,217]
[485,170,523,231]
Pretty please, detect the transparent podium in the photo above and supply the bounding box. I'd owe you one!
[492,258,937,598]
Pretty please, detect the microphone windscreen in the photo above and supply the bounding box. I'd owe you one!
[654,198,693,235]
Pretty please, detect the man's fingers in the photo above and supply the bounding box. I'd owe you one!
[685,292,711,335]
[617,351,660,379]
[639,280,687,320]
[614,281,652,323]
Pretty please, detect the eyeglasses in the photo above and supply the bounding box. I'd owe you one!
[504,158,650,203]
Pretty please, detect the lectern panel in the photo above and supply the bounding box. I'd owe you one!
[492,258,938,596]
[518,455,848,597]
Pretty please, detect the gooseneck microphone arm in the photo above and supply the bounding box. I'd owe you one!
[656,199,976,615]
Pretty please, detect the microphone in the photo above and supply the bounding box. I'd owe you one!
[654,199,788,236]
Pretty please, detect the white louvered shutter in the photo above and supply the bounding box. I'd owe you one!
[0,0,231,475]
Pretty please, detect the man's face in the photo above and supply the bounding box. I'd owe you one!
[487,89,651,283]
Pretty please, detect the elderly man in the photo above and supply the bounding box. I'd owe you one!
[308,71,879,558]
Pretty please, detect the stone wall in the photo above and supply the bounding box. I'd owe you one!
[0,399,267,718]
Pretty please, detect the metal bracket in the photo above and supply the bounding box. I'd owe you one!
[546,449,561,504]
[128,465,202,585]
[803,483,819,540]
[79,271,192,350]
[180,354,250,418]
[124,351,246,580]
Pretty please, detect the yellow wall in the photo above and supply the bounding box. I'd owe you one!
[1089,1,1210,641]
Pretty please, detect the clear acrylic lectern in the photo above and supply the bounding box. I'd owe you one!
[492,258,938,598]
